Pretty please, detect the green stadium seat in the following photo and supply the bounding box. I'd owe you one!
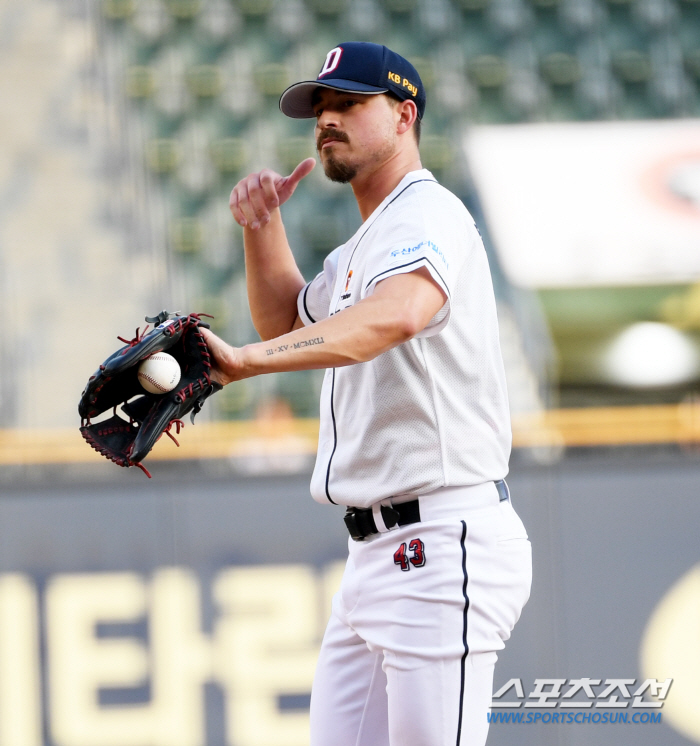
[455,0,490,10]
[210,138,249,174]
[308,0,350,16]
[278,137,316,173]
[103,0,135,20]
[382,0,419,13]
[540,51,581,85]
[125,65,158,97]
[612,48,652,83]
[147,138,182,173]
[685,48,700,79]
[164,0,202,20]
[186,64,225,97]
[170,216,204,254]
[531,0,560,8]
[468,54,509,88]
[237,0,274,17]
[254,63,292,96]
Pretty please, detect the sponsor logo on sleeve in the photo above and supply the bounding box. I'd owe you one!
[390,240,449,269]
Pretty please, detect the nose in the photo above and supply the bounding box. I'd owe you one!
[316,106,340,131]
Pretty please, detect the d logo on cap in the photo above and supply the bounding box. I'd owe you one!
[319,47,343,78]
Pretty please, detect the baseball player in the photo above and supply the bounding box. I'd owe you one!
[202,42,532,746]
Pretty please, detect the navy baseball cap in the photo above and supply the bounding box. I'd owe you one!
[279,42,426,120]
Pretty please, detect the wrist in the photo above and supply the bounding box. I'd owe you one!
[242,207,282,233]
[213,341,252,385]
[235,344,257,380]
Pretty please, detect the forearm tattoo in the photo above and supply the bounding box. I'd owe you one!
[266,337,325,356]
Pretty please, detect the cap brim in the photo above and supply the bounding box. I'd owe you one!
[279,80,388,119]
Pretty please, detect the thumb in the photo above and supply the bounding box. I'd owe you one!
[278,157,316,198]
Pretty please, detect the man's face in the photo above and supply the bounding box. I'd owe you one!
[312,89,399,183]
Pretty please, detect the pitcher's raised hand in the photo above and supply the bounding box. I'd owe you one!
[230,157,316,230]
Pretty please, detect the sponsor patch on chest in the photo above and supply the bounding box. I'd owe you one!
[340,269,353,300]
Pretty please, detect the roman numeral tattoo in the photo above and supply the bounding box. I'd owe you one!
[266,337,325,356]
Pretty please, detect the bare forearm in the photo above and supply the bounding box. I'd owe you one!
[244,300,409,373]
[203,268,447,387]
[243,210,305,340]
[229,159,316,339]
[209,295,416,384]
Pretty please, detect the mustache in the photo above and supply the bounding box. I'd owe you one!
[316,128,349,151]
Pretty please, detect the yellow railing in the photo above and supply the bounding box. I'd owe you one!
[1,403,699,466]
[0,419,321,466]
[511,403,700,448]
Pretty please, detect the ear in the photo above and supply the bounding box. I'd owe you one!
[395,99,418,136]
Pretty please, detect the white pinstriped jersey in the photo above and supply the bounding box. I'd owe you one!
[297,169,511,508]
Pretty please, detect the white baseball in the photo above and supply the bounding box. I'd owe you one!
[138,353,181,394]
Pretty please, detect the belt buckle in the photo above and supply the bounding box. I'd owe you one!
[344,506,379,541]
[343,508,366,541]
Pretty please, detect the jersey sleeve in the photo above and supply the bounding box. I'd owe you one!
[297,246,341,326]
[362,190,477,338]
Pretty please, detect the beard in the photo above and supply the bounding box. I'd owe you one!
[317,128,357,183]
[321,153,358,183]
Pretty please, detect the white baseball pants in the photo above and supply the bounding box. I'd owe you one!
[310,482,532,746]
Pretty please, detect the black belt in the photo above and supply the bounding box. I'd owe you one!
[344,480,510,541]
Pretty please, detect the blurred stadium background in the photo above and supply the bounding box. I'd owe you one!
[0,0,699,744]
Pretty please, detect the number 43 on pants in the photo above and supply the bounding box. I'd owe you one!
[393,539,426,571]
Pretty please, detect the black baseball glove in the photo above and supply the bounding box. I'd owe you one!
[78,311,222,477]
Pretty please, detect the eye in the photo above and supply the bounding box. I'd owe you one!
[313,107,323,118]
